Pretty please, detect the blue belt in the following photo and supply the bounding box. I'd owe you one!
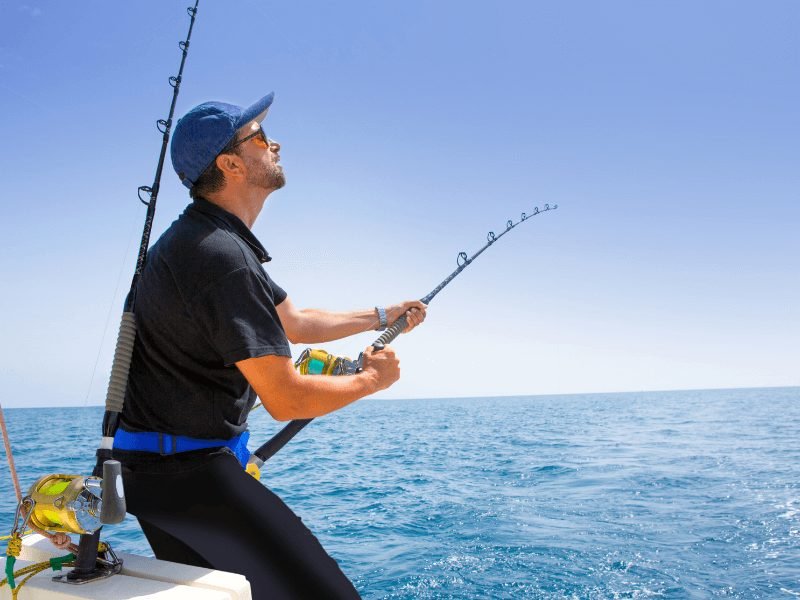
[113,429,251,468]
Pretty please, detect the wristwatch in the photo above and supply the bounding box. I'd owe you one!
[375,306,388,331]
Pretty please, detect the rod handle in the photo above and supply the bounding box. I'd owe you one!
[253,419,313,463]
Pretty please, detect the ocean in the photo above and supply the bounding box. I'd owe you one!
[1,387,798,598]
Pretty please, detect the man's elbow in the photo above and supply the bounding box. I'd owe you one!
[257,391,304,421]
[266,406,294,422]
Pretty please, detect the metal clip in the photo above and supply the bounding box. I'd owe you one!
[12,497,34,534]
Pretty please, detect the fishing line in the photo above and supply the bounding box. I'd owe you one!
[82,214,141,408]
[250,203,559,468]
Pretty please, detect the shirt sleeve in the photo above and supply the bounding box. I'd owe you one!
[270,275,288,306]
[189,266,291,366]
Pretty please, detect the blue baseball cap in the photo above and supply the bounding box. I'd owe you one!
[170,92,275,189]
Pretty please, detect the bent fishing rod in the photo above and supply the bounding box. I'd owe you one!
[249,203,558,469]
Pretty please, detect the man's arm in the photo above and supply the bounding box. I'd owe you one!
[276,297,427,344]
[236,345,400,421]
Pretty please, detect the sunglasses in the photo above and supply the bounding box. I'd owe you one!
[224,126,269,152]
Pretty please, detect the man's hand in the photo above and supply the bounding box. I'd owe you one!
[385,300,427,333]
[361,345,400,391]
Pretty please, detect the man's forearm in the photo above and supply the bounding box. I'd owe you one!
[237,353,389,421]
[264,368,380,420]
[293,308,378,344]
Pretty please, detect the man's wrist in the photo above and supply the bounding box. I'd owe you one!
[358,368,381,394]
[374,306,387,331]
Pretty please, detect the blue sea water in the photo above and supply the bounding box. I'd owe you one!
[1,387,799,599]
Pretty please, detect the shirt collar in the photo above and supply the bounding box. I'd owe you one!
[188,198,272,263]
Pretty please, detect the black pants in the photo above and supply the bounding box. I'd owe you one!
[117,448,361,600]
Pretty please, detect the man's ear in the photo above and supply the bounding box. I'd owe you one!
[215,152,244,180]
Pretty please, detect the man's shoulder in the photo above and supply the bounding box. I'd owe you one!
[150,209,257,288]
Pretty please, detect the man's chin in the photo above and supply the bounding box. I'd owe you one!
[256,172,286,193]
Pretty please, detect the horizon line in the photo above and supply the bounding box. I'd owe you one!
[2,384,797,410]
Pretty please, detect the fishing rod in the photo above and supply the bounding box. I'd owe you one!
[248,203,558,470]
[103,1,200,442]
[66,2,201,583]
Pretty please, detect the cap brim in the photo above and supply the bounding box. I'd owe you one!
[237,92,275,128]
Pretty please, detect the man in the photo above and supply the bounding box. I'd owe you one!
[113,92,426,599]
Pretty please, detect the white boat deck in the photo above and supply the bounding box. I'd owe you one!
[1,535,251,599]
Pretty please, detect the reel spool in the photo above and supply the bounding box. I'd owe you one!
[294,348,360,376]
[25,461,126,536]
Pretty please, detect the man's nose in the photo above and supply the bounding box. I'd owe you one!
[269,139,280,152]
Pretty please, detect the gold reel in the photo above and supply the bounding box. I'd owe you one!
[26,474,104,535]
[22,461,125,536]
[294,348,357,375]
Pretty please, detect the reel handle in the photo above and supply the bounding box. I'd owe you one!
[100,460,126,524]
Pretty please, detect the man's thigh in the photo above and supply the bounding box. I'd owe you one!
[121,449,361,600]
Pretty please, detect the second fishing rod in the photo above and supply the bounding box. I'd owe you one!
[248,203,558,472]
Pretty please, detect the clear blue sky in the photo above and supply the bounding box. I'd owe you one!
[1,0,797,407]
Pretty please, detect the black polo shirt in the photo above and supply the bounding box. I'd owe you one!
[120,198,290,439]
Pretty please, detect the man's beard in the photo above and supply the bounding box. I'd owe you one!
[246,157,285,191]
[271,166,286,190]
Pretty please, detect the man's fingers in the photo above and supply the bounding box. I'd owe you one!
[385,300,427,333]
[365,344,395,356]
[406,307,425,328]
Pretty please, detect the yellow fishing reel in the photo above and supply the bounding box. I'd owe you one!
[24,461,126,536]
[27,474,102,535]
[294,348,360,376]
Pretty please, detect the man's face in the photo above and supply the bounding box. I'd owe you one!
[235,120,286,192]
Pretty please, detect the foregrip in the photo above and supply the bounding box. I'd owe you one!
[373,314,409,348]
[104,312,137,413]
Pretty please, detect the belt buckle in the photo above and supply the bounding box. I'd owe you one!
[158,433,178,455]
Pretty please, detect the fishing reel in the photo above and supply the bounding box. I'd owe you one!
[25,460,125,536]
[294,348,362,376]
[6,460,126,585]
